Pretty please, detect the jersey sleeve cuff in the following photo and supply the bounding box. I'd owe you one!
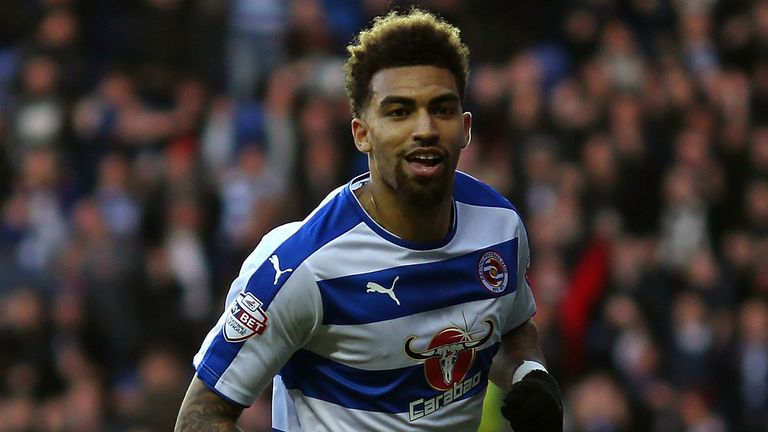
[196,364,251,408]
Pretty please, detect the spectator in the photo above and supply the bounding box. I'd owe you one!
[0,1,766,430]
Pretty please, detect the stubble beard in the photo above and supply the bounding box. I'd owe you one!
[393,163,454,209]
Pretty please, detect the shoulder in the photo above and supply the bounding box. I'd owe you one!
[238,221,304,276]
[454,171,520,213]
[224,185,362,308]
[239,183,362,278]
[452,172,529,250]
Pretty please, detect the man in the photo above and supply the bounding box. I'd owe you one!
[175,9,562,432]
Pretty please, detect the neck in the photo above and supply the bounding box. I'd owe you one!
[357,182,453,243]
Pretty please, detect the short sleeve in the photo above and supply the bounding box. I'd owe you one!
[501,213,537,334]
[192,224,322,406]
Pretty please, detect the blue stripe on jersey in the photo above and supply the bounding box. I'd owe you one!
[454,171,516,210]
[198,191,362,385]
[318,238,518,325]
[279,344,498,413]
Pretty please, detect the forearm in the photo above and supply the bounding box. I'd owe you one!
[175,375,244,432]
[492,319,563,431]
[489,319,547,391]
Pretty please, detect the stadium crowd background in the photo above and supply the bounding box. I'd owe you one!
[0,0,767,430]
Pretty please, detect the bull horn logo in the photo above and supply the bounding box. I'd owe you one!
[405,319,495,390]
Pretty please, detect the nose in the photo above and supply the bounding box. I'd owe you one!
[411,109,438,142]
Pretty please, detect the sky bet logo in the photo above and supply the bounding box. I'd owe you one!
[223,292,269,342]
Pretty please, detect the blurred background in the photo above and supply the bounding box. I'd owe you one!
[0,0,767,430]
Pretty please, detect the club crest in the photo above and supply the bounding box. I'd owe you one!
[477,250,508,293]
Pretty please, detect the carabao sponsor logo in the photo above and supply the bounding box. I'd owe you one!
[404,319,494,391]
[408,371,483,421]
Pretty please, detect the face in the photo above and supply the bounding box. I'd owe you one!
[352,66,472,207]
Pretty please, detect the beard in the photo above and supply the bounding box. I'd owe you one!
[393,161,454,208]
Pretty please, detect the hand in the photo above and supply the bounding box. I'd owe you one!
[501,370,563,432]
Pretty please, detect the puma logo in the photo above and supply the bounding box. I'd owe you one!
[269,255,293,285]
[366,276,401,305]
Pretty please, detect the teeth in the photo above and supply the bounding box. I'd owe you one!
[413,154,438,160]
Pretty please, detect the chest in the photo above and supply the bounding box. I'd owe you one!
[305,238,520,370]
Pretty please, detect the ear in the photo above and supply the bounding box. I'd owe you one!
[351,118,372,153]
[462,111,472,149]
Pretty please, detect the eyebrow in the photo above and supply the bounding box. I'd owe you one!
[429,94,461,106]
[378,96,415,109]
[378,93,461,110]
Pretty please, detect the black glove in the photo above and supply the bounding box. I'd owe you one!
[501,370,563,432]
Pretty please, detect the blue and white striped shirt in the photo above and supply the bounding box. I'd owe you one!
[193,171,536,431]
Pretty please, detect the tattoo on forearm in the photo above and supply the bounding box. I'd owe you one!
[176,379,243,432]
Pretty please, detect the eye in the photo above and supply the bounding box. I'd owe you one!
[434,105,459,116]
[387,108,409,118]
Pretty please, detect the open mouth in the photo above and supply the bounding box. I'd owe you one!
[405,153,443,167]
[404,150,445,177]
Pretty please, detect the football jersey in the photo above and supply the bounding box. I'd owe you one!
[193,171,536,431]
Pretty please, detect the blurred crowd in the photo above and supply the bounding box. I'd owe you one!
[0,0,767,431]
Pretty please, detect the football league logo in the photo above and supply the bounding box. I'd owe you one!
[404,319,494,391]
[223,292,269,342]
[477,251,508,293]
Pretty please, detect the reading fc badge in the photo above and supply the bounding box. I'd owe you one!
[477,251,508,293]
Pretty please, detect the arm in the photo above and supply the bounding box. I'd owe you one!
[489,319,547,391]
[490,319,563,432]
[175,375,244,432]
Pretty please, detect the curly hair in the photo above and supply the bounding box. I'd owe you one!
[344,8,470,118]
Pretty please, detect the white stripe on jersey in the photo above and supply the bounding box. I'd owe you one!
[311,201,525,282]
[273,379,487,432]
[213,269,324,405]
[272,375,302,431]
